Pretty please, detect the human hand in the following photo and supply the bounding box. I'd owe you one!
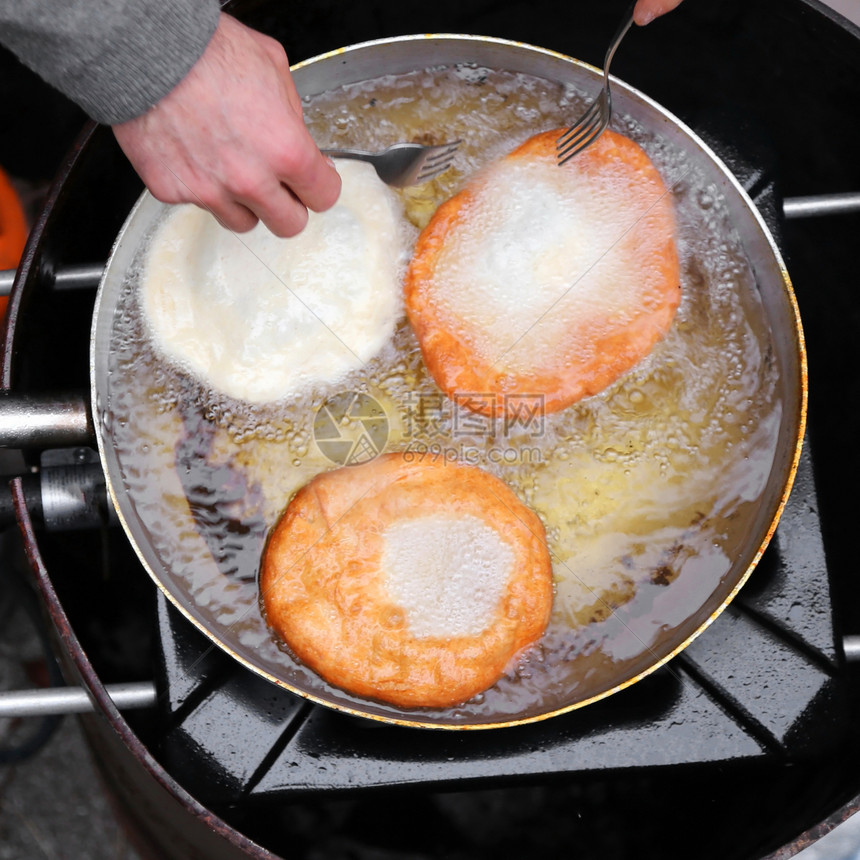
[112,13,341,238]
[633,0,685,26]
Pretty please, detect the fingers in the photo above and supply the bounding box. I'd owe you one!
[179,176,312,238]
[269,73,343,217]
[112,11,343,239]
[208,15,343,233]
[270,141,342,222]
[633,0,684,26]
[119,131,338,238]
[209,199,260,234]
[210,140,340,237]
[234,179,310,238]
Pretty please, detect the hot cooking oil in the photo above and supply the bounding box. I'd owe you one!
[104,63,781,719]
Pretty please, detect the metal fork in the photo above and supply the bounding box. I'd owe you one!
[321,141,461,187]
[557,3,635,165]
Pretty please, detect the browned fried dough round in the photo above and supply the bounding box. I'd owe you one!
[404,128,681,418]
[260,452,553,708]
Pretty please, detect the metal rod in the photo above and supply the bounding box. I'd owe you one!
[0,263,105,297]
[0,269,13,296]
[0,392,93,448]
[0,681,157,718]
[54,263,106,290]
[844,635,860,662]
[783,192,860,219]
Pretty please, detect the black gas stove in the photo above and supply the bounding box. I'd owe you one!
[4,0,860,858]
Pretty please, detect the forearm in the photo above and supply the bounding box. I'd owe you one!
[0,0,220,124]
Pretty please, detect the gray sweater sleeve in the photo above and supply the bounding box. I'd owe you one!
[0,0,221,125]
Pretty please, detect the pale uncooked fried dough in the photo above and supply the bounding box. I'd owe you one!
[140,161,408,403]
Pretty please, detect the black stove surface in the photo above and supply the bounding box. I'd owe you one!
[145,106,846,807]
[8,1,860,858]
[154,441,845,806]
[128,99,853,860]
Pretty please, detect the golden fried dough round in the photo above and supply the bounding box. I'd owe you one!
[404,128,681,417]
[260,452,553,709]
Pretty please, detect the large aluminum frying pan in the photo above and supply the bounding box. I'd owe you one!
[90,35,806,729]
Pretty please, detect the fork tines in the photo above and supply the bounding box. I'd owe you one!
[556,95,610,165]
[416,140,462,183]
[557,3,633,166]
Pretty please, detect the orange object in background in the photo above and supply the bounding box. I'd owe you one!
[0,165,29,320]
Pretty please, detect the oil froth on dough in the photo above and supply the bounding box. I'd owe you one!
[139,161,409,403]
[383,514,515,638]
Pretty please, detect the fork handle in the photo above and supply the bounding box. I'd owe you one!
[605,3,636,80]
[320,148,374,159]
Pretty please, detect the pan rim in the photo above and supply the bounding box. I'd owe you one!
[90,32,807,730]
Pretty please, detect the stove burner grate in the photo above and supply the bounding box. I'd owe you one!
[144,110,847,808]
[154,442,846,807]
